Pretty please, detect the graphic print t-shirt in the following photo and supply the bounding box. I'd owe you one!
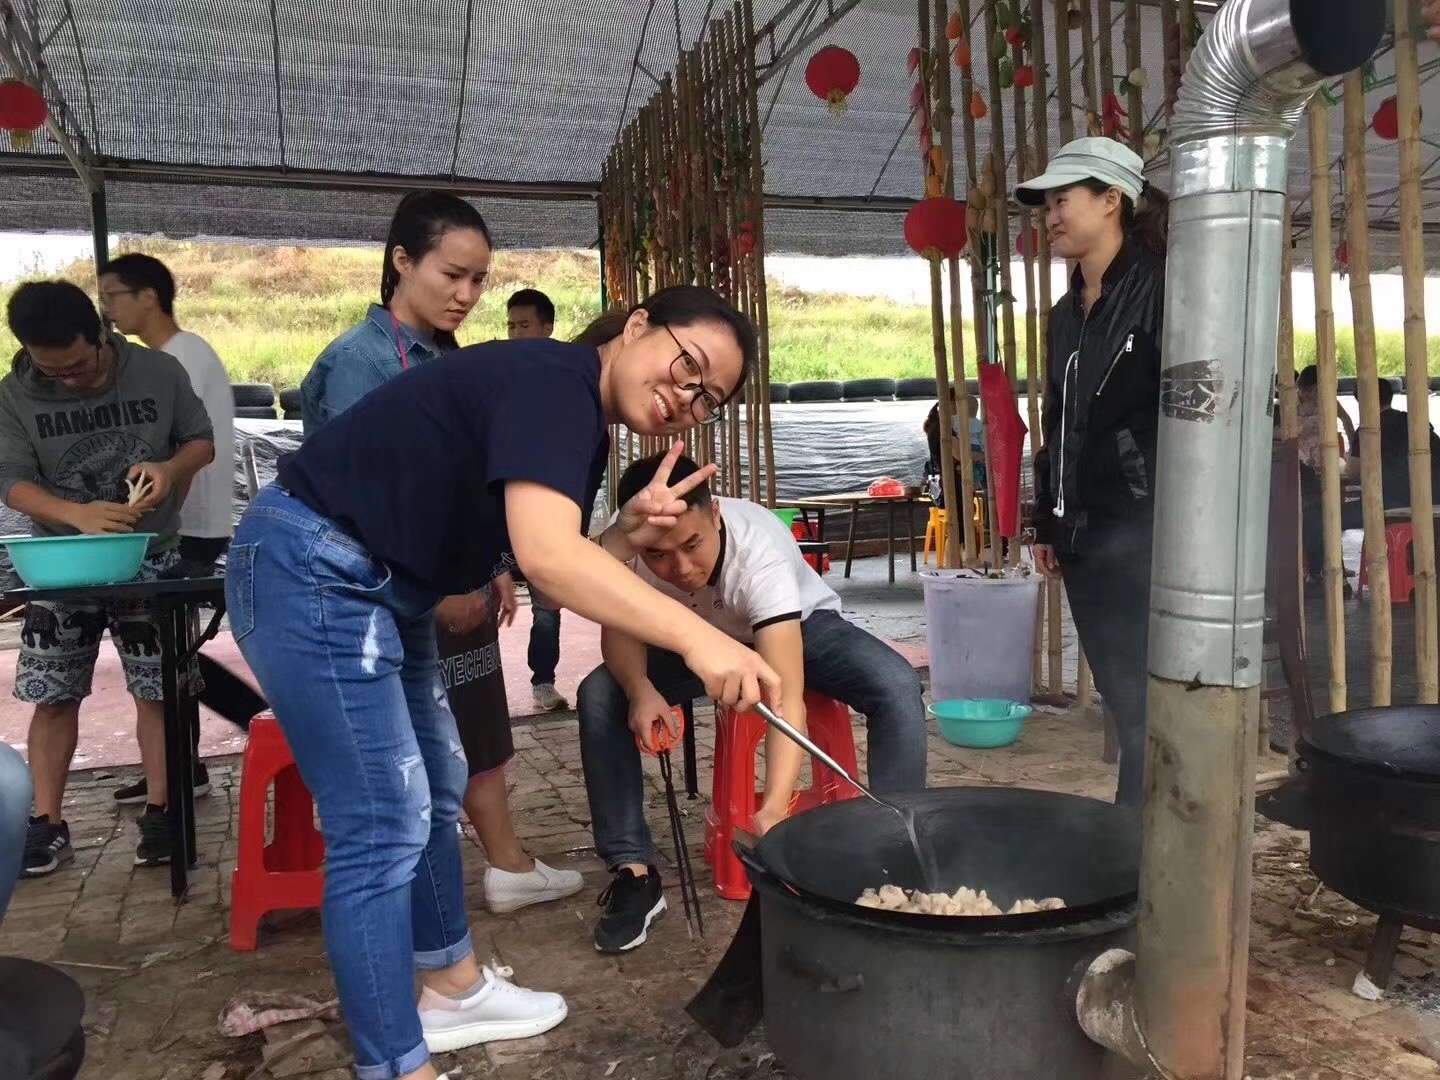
[0,336,214,553]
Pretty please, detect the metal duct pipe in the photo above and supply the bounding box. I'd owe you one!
[1076,2,1383,1078]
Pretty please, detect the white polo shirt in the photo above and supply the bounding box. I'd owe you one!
[632,497,842,643]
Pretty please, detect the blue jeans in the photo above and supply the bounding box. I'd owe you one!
[0,742,32,924]
[578,609,928,869]
[226,487,472,1080]
[527,588,561,686]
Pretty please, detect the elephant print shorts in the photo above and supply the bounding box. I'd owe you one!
[13,548,204,705]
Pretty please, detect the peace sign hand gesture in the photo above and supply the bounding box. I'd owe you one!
[615,441,717,551]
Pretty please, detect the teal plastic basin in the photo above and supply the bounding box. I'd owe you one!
[928,698,1033,749]
[1,533,156,589]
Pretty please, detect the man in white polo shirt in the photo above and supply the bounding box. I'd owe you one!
[579,451,927,953]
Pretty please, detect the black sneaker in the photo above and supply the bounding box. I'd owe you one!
[594,867,666,954]
[22,816,73,878]
[134,805,171,867]
[114,762,211,806]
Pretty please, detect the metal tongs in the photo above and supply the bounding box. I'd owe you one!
[639,706,703,939]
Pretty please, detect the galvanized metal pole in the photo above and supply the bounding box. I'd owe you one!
[1076,2,1384,1077]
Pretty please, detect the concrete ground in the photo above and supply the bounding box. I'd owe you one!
[0,555,1437,1080]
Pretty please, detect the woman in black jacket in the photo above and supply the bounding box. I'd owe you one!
[1020,137,1169,807]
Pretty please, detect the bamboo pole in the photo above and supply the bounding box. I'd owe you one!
[1052,0,1076,145]
[741,0,776,506]
[1123,0,1142,154]
[1279,202,1302,654]
[1309,101,1346,715]
[919,0,963,561]
[1077,0,1099,128]
[1028,0,1060,685]
[1343,72,1390,707]
[931,0,975,567]
[1395,0,1438,703]
[1159,0,1180,118]
[1011,40,1036,571]
[1095,0,1116,138]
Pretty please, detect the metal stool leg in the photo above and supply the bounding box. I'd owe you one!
[682,699,699,799]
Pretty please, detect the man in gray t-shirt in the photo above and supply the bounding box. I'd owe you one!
[0,281,214,878]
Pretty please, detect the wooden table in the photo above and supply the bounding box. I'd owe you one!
[797,488,928,583]
[5,576,226,898]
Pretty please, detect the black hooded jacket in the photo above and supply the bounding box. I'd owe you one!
[1033,237,1166,546]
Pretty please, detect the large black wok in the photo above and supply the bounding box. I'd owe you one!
[1295,705,1440,990]
[741,787,1140,1080]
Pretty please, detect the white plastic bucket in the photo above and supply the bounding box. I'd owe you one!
[920,571,1042,705]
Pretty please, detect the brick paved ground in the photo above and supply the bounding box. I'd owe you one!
[1,557,1437,1079]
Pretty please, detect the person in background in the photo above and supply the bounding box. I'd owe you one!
[231,280,773,1080]
[98,253,264,804]
[302,193,581,917]
[1425,0,1440,43]
[0,281,214,873]
[0,744,31,921]
[1373,378,1440,509]
[505,289,570,712]
[1023,138,1169,808]
[1295,365,1359,581]
[922,388,984,503]
[579,451,927,953]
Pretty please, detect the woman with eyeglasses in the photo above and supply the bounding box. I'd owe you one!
[227,281,777,1080]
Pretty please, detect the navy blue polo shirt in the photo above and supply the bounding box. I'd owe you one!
[278,338,610,596]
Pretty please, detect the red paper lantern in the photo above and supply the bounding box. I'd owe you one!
[1372,96,1402,141]
[0,80,46,151]
[1016,227,1041,257]
[904,197,969,261]
[806,45,861,114]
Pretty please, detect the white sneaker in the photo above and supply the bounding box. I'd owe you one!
[419,964,568,1053]
[532,683,568,711]
[484,859,585,913]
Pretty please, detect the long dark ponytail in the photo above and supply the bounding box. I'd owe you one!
[572,285,758,404]
[1075,177,1169,256]
[380,190,492,351]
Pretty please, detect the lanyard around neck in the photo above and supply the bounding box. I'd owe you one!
[389,310,412,371]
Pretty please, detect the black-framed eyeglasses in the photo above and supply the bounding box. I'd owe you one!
[663,325,723,426]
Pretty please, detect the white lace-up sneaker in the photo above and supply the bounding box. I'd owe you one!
[483,859,585,913]
[419,964,568,1052]
[532,683,568,711]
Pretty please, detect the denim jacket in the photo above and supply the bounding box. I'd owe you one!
[299,304,445,435]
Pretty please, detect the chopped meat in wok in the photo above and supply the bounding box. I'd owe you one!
[855,884,1065,916]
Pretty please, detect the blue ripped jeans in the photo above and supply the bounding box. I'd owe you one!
[226,487,471,1080]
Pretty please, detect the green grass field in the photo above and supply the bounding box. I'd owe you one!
[1,241,1435,389]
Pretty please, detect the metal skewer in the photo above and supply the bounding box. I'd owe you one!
[751,701,888,809]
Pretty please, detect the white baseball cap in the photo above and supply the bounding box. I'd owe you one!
[1014,137,1146,207]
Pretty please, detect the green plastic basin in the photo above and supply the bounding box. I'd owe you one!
[928,698,1033,749]
[1,533,156,589]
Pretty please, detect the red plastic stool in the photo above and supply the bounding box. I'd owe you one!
[1358,523,1415,604]
[703,692,860,900]
[229,713,326,951]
